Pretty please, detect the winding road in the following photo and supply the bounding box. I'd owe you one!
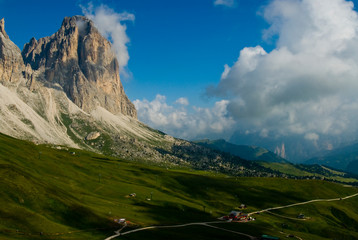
[104,192,358,240]
[248,193,358,215]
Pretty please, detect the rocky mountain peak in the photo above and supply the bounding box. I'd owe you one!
[0,18,24,84]
[0,18,9,39]
[22,16,137,118]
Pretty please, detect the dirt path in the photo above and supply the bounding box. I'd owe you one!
[249,192,358,215]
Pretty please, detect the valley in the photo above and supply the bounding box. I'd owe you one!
[1,133,358,240]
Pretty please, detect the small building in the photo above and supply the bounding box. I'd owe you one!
[239,204,247,209]
[238,213,248,220]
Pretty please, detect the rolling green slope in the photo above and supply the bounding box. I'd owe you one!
[1,133,358,240]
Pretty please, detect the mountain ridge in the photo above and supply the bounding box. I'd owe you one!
[306,142,358,174]
[195,139,290,163]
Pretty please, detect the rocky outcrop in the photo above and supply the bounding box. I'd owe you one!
[0,18,25,84]
[86,131,100,141]
[22,16,137,118]
[0,18,9,39]
[274,143,286,159]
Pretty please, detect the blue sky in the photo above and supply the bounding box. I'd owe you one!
[3,0,358,160]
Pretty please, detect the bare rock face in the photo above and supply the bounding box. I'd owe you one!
[0,18,25,84]
[0,18,9,39]
[86,131,101,141]
[22,16,137,118]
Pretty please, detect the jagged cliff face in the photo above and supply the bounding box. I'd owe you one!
[0,16,172,160]
[22,16,136,118]
[0,18,25,84]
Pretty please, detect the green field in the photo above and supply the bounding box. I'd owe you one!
[1,133,358,240]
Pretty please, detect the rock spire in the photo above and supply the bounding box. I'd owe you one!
[0,18,25,84]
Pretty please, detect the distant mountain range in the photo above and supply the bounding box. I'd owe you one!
[194,139,358,181]
[195,139,290,163]
[306,142,358,174]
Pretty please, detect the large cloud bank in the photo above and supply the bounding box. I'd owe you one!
[134,95,235,140]
[209,0,358,145]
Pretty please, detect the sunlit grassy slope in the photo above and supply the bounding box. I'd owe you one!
[0,133,358,240]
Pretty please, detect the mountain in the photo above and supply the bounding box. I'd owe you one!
[0,18,25,85]
[0,16,138,148]
[22,16,136,117]
[195,139,290,163]
[229,129,358,163]
[0,16,282,177]
[1,15,357,180]
[306,142,358,174]
[194,139,358,181]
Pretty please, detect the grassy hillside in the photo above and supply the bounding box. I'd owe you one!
[1,133,358,240]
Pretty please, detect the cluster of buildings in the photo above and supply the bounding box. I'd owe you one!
[219,210,255,222]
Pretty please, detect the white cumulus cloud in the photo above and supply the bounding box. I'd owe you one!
[209,0,358,147]
[133,95,235,140]
[81,3,134,75]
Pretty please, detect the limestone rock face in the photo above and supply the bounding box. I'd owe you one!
[86,131,100,141]
[0,18,9,39]
[22,16,137,118]
[0,18,25,84]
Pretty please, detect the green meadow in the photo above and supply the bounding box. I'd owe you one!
[0,133,358,240]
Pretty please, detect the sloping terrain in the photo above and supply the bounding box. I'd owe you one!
[195,139,358,183]
[0,133,358,240]
[195,139,289,163]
